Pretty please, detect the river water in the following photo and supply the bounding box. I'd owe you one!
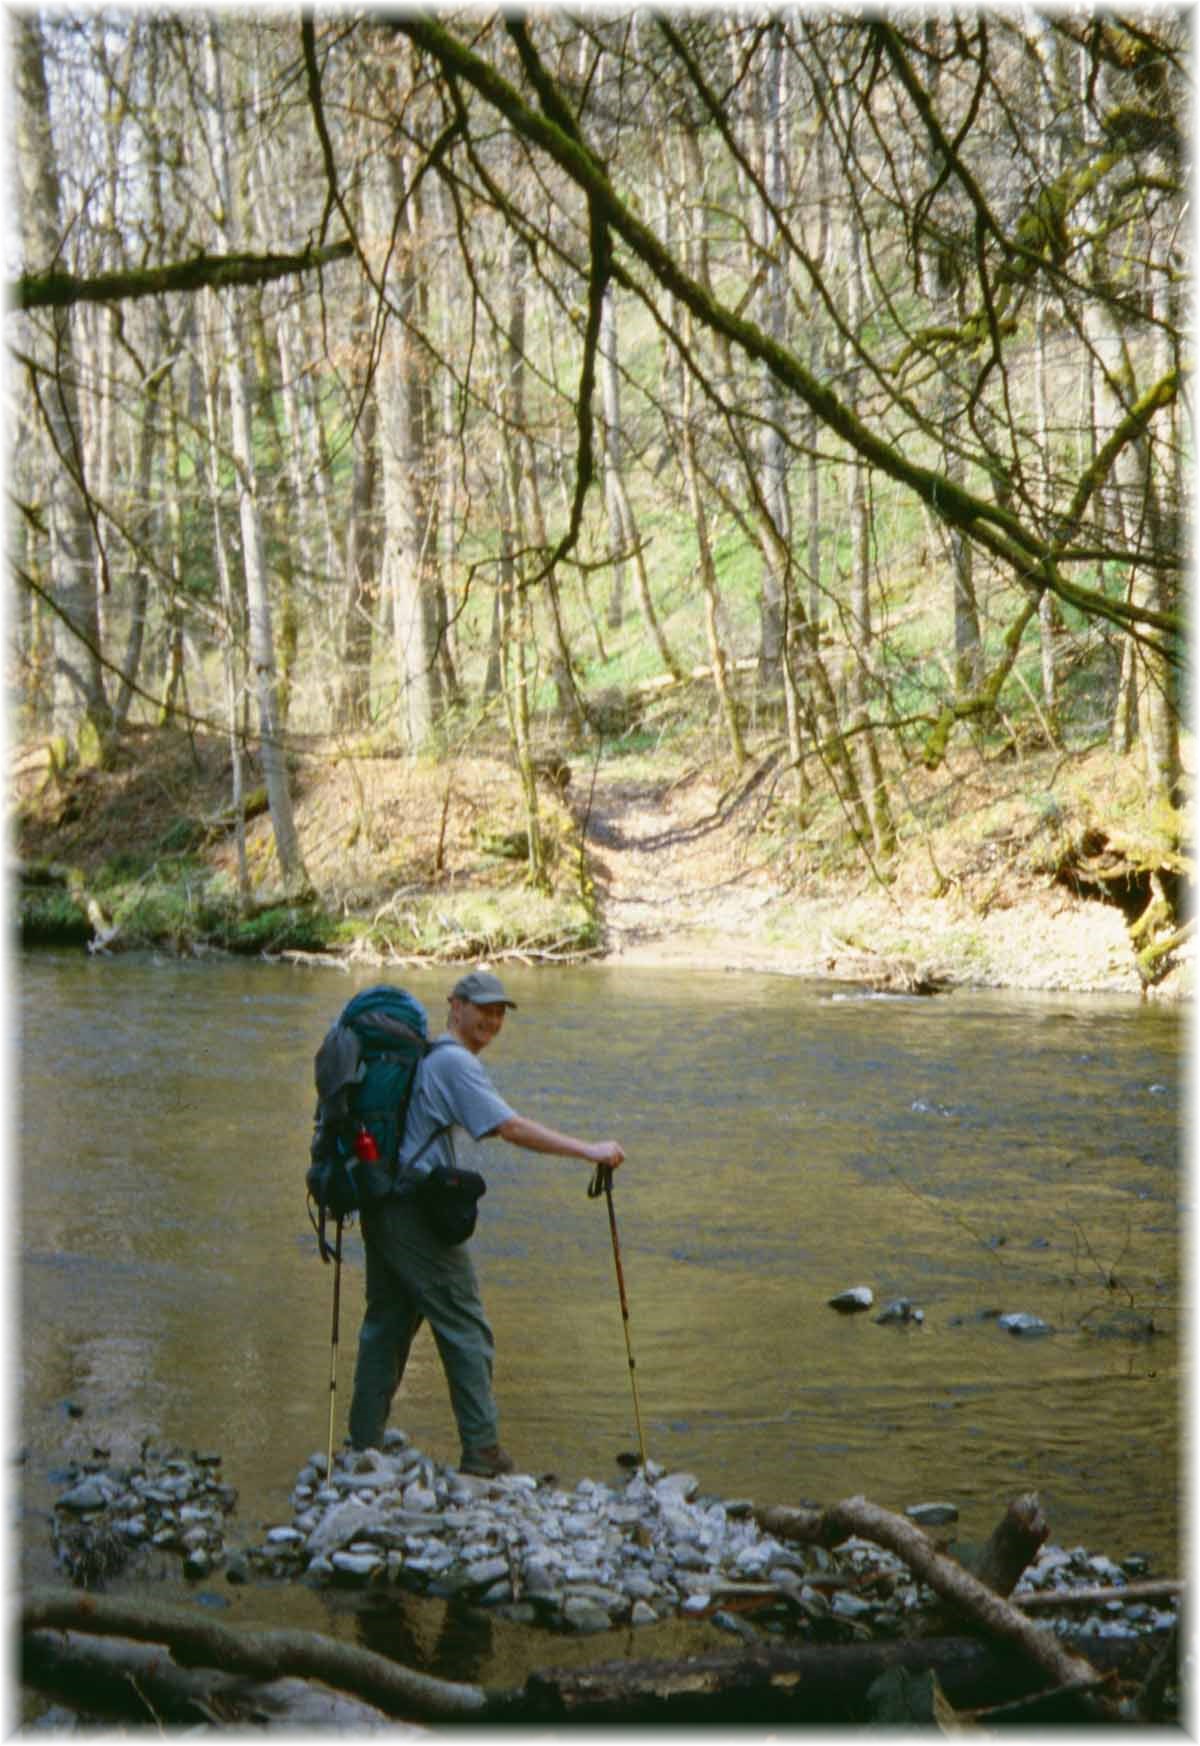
[15,950,1184,1689]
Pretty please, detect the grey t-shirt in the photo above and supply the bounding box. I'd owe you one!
[397,1035,516,1182]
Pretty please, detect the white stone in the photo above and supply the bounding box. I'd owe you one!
[465,1556,509,1588]
[828,1285,874,1312]
[331,1550,385,1579]
[266,1525,306,1546]
[622,1571,658,1600]
[655,1472,701,1502]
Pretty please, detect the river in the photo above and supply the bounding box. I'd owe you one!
[16,950,1183,1692]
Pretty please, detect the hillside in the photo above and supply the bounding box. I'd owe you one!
[11,724,1191,1001]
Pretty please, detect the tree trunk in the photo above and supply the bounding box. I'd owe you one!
[200,303,252,906]
[13,12,111,755]
[919,17,982,696]
[680,317,745,770]
[498,232,547,888]
[367,47,442,748]
[203,17,308,893]
[842,185,895,858]
[601,287,682,679]
[600,287,626,631]
[754,19,789,678]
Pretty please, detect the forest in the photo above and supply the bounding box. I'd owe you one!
[8,8,1190,977]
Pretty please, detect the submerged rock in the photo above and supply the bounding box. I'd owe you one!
[905,1502,958,1526]
[875,1299,924,1326]
[998,1311,1052,1336]
[828,1286,874,1313]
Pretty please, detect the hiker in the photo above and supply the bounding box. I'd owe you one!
[347,968,625,1476]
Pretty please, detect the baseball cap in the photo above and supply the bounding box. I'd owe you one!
[450,969,518,1008]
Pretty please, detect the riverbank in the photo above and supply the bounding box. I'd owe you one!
[30,1433,1182,1726]
[11,726,1192,1000]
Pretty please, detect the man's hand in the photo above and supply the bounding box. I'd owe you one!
[589,1140,625,1169]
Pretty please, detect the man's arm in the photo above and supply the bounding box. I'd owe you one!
[494,1114,624,1169]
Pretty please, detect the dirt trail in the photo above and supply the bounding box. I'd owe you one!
[580,764,784,965]
[577,760,1151,993]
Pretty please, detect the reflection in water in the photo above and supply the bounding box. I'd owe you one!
[17,953,1182,1677]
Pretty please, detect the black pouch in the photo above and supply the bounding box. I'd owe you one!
[417,1163,487,1245]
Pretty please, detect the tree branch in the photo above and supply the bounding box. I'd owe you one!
[394,11,1181,646]
[13,241,354,311]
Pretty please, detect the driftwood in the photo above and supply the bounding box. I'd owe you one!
[22,1588,484,1723]
[23,1629,407,1730]
[1019,1578,1184,1612]
[824,1495,1124,1721]
[757,1492,1124,1720]
[915,1489,1047,1635]
[974,1489,1049,1594]
[25,1617,1162,1731]
[503,1632,1160,1726]
[23,1486,1180,1729]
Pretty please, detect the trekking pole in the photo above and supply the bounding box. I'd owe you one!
[325,1217,344,1481]
[588,1163,649,1471]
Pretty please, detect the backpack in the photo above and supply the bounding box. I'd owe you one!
[306,984,431,1261]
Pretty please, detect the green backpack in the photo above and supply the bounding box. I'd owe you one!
[306,984,431,1259]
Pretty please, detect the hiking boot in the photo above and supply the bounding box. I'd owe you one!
[459,1444,515,1478]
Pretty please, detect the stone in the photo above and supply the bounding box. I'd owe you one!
[905,1502,958,1526]
[631,1599,658,1626]
[464,1556,509,1590]
[562,1596,611,1632]
[331,1549,385,1581]
[828,1285,874,1312]
[56,1480,109,1513]
[655,1472,701,1502]
[712,1608,760,1643]
[672,1545,710,1571]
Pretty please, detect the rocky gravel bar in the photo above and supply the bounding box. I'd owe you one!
[47,1436,1178,1657]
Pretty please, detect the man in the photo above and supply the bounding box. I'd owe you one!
[347,968,625,1476]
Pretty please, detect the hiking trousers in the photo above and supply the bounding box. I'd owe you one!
[347,1195,498,1457]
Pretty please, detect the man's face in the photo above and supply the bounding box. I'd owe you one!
[451,996,507,1053]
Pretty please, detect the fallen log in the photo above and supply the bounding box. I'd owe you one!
[1017,1578,1184,1613]
[23,1629,409,1730]
[821,1496,1123,1720]
[21,1587,485,1723]
[500,1632,1159,1726]
[756,1494,1126,1721]
[22,1587,1171,1730]
[757,1490,1049,1594]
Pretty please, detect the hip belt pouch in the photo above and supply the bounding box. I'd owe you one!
[418,1163,487,1245]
